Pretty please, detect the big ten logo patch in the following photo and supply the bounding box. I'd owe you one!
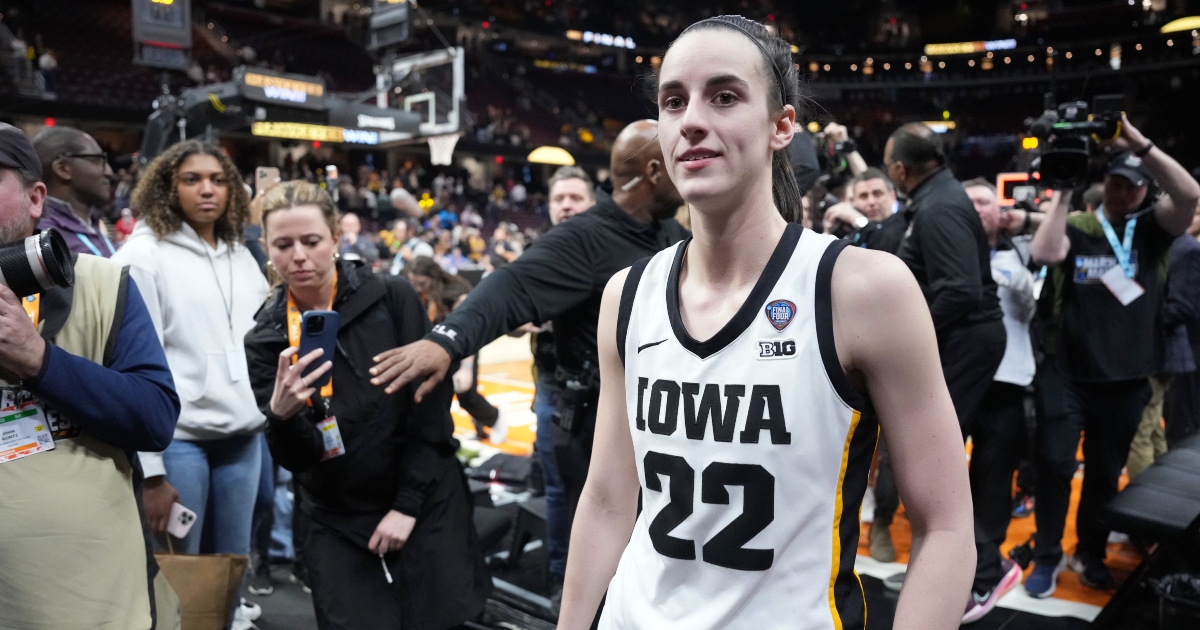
[758,339,796,360]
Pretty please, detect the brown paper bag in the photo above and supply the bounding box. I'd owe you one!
[154,547,248,630]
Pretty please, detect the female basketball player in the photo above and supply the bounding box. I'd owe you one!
[558,16,975,630]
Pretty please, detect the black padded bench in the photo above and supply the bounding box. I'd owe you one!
[1094,434,1200,629]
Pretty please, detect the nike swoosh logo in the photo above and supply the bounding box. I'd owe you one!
[638,339,668,353]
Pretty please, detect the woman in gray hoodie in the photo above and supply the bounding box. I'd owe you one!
[113,141,269,559]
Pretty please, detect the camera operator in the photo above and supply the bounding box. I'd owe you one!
[1026,114,1200,595]
[882,123,1009,612]
[0,124,182,627]
[369,119,687,568]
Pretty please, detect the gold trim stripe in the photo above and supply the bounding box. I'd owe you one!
[827,409,863,630]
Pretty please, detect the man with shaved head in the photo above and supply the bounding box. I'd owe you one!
[373,121,686,596]
[32,126,116,257]
[883,122,1013,619]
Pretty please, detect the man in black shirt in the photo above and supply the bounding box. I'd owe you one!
[883,122,1012,616]
[1027,116,1200,595]
[371,119,687,517]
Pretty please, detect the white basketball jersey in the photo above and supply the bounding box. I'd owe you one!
[602,224,877,630]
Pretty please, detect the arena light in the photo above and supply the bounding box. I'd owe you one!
[527,146,575,166]
[1161,16,1200,33]
[924,38,1016,56]
[922,121,956,133]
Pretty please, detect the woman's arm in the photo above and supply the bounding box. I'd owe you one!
[557,269,642,630]
[832,247,975,630]
[246,329,326,472]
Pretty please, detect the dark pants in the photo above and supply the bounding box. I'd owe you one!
[552,408,597,528]
[968,382,1026,592]
[307,522,404,630]
[873,437,898,527]
[1015,390,1038,497]
[458,359,499,427]
[534,385,569,579]
[1164,368,1200,446]
[1033,365,1150,564]
[938,320,1008,590]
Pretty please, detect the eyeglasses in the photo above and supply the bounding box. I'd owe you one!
[56,152,109,164]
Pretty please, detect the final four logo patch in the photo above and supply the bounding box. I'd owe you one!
[764,299,797,332]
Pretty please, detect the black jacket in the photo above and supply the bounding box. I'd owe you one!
[425,189,689,374]
[244,261,489,627]
[896,168,1003,333]
[1163,235,1200,374]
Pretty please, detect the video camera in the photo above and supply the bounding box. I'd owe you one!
[810,132,857,191]
[1025,93,1124,189]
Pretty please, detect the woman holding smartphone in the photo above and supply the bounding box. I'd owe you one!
[244,181,489,630]
[113,141,269,561]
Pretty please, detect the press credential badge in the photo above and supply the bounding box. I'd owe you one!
[1099,263,1145,306]
[317,416,346,461]
[0,401,55,463]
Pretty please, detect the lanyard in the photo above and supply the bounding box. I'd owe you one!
[76,232,115,257]
[204,246,235,340]
[1096,206,1138,279]
[21,294,39,325]
[286,271,337,403]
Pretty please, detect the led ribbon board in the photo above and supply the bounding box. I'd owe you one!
[236,68,327,112]
[251,122,379,145]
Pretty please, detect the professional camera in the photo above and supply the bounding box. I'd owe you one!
[0,229,75,298]
[1025,93,1124,189]
[810,132,858,191]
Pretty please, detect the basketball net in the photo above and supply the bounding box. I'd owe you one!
[427,133,461,166]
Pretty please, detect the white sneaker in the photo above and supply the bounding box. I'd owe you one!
[488,409,509,446]
[231,598,261,629]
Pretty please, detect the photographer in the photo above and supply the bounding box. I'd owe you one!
[824,168,907,254]
[1026,115,1200,596]
[0,124,182,627]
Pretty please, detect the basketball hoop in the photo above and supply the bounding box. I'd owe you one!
[427,133,461,166]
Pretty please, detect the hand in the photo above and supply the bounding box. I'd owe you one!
[370,339,451,400]
[369,509,416,554]
[823,122,850,143]
[269,347,333,419]
[143,476,179,534]
[507,322,540,337]
[822,202,866,230]
[1109,113,1150,153]
[0,284,47,381]
[452,366,473,393]
[999,209,1026,234]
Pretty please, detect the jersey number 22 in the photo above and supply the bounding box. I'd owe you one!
[644,450,775,571]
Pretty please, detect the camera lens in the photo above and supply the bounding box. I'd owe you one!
[305,315,325,334]
[0,229,75,298]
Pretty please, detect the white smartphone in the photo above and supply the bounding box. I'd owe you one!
[167,502,198,539]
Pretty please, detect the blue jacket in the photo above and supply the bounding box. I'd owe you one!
[27,278,179,453]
